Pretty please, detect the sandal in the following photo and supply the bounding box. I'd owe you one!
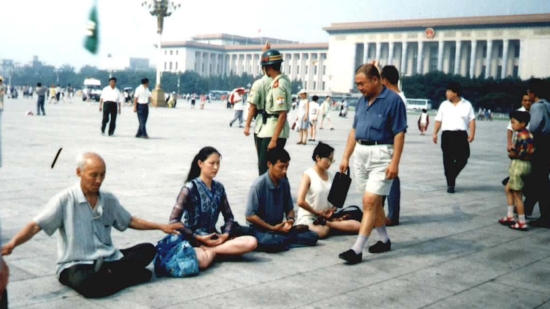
[509,222,528,231]
[296,142,303,145]
[498,216,515,226]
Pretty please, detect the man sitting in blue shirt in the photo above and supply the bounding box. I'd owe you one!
[245,148,318,252]
[338,64,407,264]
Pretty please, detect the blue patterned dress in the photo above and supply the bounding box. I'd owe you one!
[169,178,234,239]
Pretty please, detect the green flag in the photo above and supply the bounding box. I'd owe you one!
[84,1,99,54]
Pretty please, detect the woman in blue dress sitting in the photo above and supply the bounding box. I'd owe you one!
[169,146,257,269]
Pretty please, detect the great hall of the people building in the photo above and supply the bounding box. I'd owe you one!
[161,13,550,95]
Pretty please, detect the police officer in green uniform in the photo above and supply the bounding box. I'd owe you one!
[255,49,292,175]
[244,74,272,175]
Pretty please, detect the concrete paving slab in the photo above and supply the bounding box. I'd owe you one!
[422,282,550,309]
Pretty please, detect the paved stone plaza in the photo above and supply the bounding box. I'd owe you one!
[1,97,549,309]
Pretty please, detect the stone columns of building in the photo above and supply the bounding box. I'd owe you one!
[401,41,408,75]
[485,40,493,79]
[388,42,395,65]
[300,53,306,85]
[469,40,477,77]
[416,41,424,75]
[363,41,369,63]
[307,52,313,90]
[454,40,462,75]
[437,41,444,71]
[375,42,382,63]
[502,39,509,79]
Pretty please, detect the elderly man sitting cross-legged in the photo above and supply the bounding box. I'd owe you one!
[1,152,182,298]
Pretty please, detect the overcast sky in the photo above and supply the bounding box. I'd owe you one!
[1,0,549,69]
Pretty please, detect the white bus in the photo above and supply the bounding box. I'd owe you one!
[406,98,432,111]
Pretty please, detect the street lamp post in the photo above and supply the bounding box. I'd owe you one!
[177,71,181,95]
[142,0,181,107]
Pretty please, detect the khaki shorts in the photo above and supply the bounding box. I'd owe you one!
[353,144,394,196]
[508,159,531,191]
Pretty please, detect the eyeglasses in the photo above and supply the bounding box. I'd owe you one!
[323,157,335,163]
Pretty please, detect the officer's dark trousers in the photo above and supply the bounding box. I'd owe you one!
[136,104,149,137]
[252,228,318,253]
[526,135,550,224]
[441,130,470,187]
[58,243,155,299]
[257,137,287,175]
[0,290,7,309]
[101,102,118,135]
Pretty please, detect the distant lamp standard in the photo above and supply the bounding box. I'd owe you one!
[328,74,333,96]
[55,69,60,84]
[141,0,181,107]
[177,70,181,95]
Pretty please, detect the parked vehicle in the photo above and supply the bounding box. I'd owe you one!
[82,78,102,102]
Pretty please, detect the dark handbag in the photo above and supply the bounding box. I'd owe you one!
[328,169,352,208]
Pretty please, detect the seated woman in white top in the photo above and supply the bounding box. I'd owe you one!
[296,142,361,238]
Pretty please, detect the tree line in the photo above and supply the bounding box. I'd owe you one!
[8,61,549,111]
[401,71,550,112]
[8,62,303,95]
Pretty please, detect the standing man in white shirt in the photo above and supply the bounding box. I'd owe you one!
[433,82,476,193]
[229,88,245,128]
[133,78,155,139]
[99,77,123,137]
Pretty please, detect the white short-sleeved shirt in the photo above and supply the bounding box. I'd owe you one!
[231,92,244,111]
[33,183,132,276]
[397,91,407,106]
[100,86,123,103]
[435,98,475,131]
[309,102,320,118]
[134,85,152,104]
[507,106,528,131]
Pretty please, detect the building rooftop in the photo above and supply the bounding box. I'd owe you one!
[191,33,298,45]
[162,41,328,52]
[323,13,550,33]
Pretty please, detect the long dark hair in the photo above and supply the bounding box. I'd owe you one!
[185,146,221,183]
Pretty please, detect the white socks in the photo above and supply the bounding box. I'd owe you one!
[376,226,390,243]
[351,235,368,254]
[507,205,514,218]
[518,214,526,224]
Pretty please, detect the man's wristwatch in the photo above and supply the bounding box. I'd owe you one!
[286,216,295,222]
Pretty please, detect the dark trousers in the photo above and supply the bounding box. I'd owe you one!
[382,176,400,221]
[441,131,470,187]
[252,228,318,253]
[527,136,550,223]
[36,95,45,115]
[0,290,7,309]
[257,137,287,175]
[136,104,149,137]
[101,102,118,135]
[58,243,155,299]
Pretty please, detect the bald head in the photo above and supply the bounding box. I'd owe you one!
[76,152,106,195]
[76,152,105,172]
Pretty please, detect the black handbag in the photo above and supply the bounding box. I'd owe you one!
[328,169,352,208]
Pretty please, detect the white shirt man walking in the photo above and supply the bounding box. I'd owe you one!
[433,82,476,193]
[133,78,155,139]
[99,77,123,136]
[229,88,245,128]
